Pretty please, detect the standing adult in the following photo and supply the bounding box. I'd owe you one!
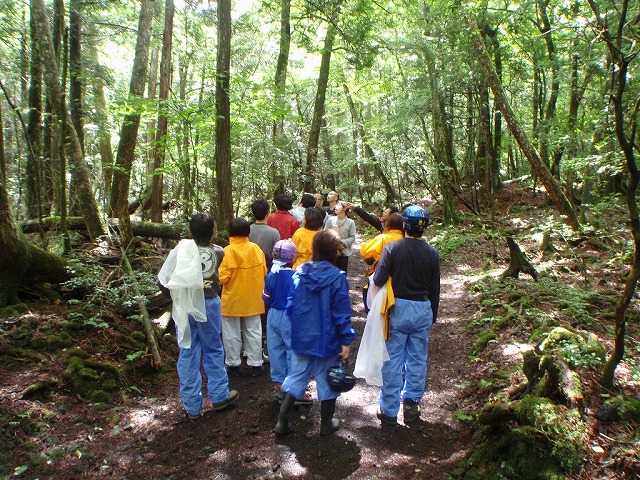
[290,193,316,223]
[313,192,325,208]
[373,205,440,425]
[291,207,324,270]
[323,202,356,272]
[249,198,281,362]
[249,198,280,270]
[359,212,404,310]
[324,191,340,217]
[344,202,399,233]
[268,194,300,240]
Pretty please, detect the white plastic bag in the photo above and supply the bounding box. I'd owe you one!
[354,277,389,386]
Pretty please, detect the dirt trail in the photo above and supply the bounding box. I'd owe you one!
[4,241,475,479]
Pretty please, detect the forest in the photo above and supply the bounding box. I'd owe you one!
[1,0,640,478]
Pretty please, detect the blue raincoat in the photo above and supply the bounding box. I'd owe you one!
[286,261,355,357]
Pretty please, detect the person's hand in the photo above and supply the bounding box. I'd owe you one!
[340,345,350,360]
[343,202,356,211]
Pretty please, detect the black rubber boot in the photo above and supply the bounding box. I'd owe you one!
[320,399,340,436]
[275,393,296,436]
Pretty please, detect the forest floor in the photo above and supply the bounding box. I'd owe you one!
[2,185,640,479]
[1,238,475,480]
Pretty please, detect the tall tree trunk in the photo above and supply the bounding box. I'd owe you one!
[109,0,155,246]
[215,0,233,231]
[342,82,399,205]
[424,47,459,225]
[271,0,291,197]
[26,14,43,220]
[89,41,115,206]
[487,29,503,190]
[178,54,196,217]
[69,0,83,152]
[145,46,159,217]
[0,101,5,184]
[304,26,335,193]
[468,12,581,232]
[31,0,104,240]
[586,0,640,388]
[536,0,560,174]
[150,0,174,223]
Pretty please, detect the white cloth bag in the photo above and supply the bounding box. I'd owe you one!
[158,239,207,348]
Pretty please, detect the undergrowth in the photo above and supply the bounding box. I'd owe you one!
[454,193,640,479]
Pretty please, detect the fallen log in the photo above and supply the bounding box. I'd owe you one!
[21,217,184,240]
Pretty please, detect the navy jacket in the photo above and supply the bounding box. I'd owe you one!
[286,261,355,357]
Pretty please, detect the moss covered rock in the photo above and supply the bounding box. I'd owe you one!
[540,326,605,369]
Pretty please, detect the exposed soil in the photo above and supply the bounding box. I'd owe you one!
[1,238,474,479]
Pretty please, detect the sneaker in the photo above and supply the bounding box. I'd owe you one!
[377,408,398,426]
[227,366,241,377]
[251,366,263,377]
[185,411,200,421]
[213,390,239,411]
[403,399,420,423]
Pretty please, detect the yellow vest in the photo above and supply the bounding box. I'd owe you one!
[219,237,266,316]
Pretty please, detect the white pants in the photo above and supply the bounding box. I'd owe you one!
[222,315,263,367]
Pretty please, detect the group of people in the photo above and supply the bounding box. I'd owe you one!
[157,192,440,436]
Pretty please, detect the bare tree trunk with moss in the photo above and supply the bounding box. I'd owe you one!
[31,0,104,241]
[215,0,233,231]
[0,177,70,308]
[304,26,335,193]
[26,14,43,221]
[109,0,155,246]
[587,0,640,388]
[468,12,581,232]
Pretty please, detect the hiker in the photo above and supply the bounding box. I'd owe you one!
[274,230,355,436]
[373,205,440,426]
[323,201,356,273]
[343,202,399,233]
[324,191,340,217]
[262,239,312,406]
[290,193,316,223]
[157,212,239,419]
[268,194,300,240]
[219,218,267,377]
[291,207,324,270]
[249,198,280,271]
[359,212,405,311]
[249,197,281,362]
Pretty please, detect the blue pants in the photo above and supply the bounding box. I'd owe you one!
[266,308,292,385]
[177,296,230,416]
[281,352,340,401]
[379,298,433,417]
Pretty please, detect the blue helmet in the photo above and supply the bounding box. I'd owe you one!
[402,205,429,230]
[328,364,357,393]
